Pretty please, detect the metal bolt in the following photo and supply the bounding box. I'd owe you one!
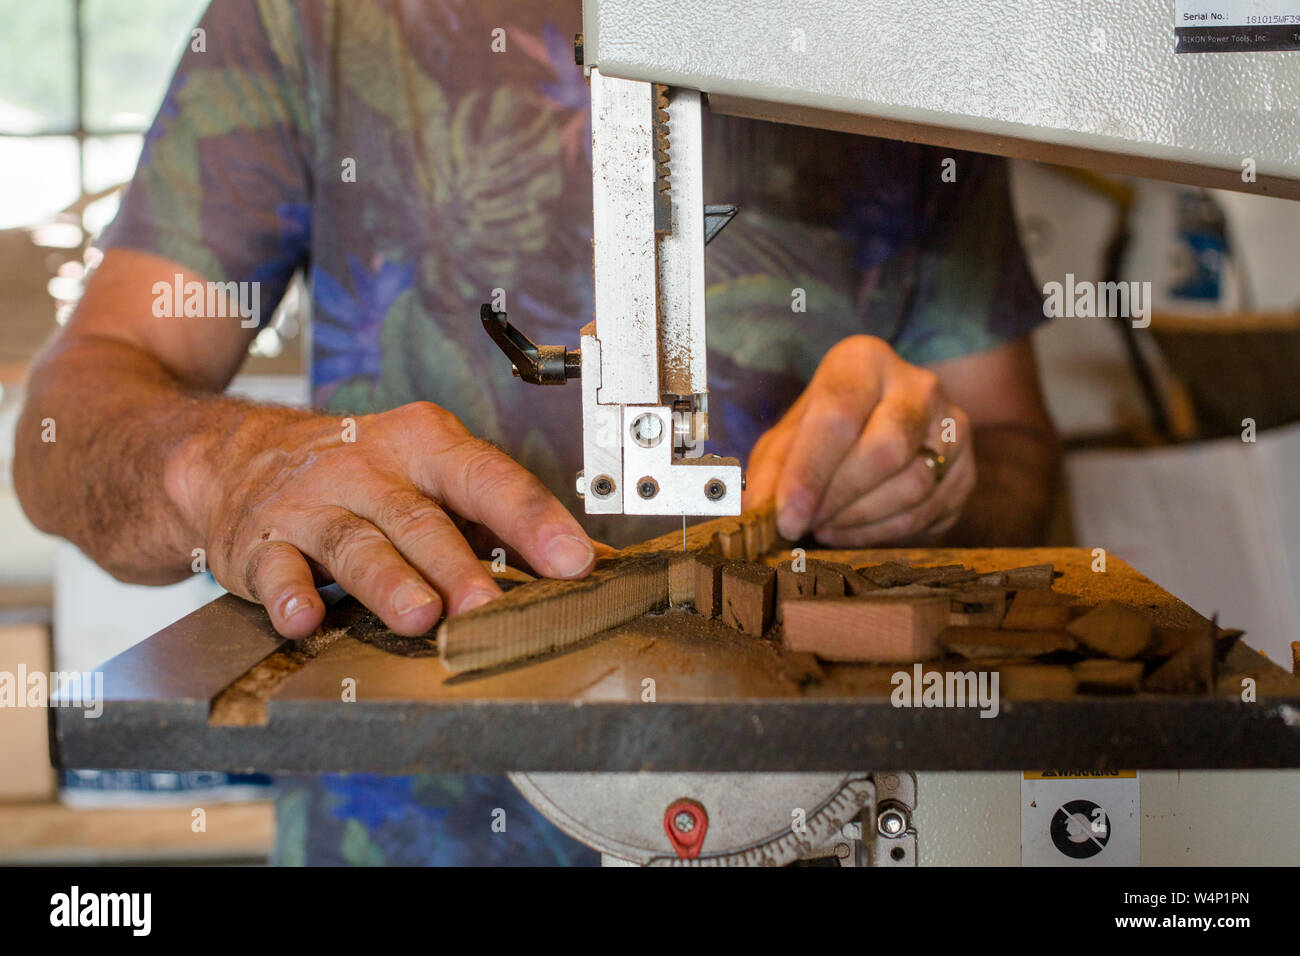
[877,806,908,838]
[673,811,695,833]
[630,412,664,448]
[637,476,659,499]
[591,474,615,498]
[704,478,726,501]
[574,33,584,65]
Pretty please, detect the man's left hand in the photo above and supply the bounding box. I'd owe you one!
[744,335,976,547]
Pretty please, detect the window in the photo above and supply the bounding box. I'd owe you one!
[0,0,209,233]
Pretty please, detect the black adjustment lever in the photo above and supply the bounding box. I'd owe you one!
[479,304,580,385]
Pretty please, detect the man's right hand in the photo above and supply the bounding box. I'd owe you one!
[168,401,596,639]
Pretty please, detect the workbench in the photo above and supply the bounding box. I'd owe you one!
[53,547,1300,774]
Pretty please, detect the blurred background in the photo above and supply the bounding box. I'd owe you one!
[1,1,1297,864]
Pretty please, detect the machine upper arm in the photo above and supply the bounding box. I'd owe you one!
[53,248,258,392]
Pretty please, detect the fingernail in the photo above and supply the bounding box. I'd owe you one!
[393,581,437,617]
[544,534,595,577]
[457,589,497,614]
[280,593,313,620]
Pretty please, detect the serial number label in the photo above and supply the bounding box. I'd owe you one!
[1175,0,1300,51]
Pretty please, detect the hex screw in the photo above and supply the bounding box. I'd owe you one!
[704,478,726,501]
[591,474,615,498]
[637,476,659,500]
[877,806,908,838]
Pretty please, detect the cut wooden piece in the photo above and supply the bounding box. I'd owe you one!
[853,561,916,589]
[909,565,979,587]
[1293,641,1300,677]
[1005,564,1055,588]
[437,553,670,674]
[775,560,815,624]
[948,587,1007,628]
[668,553,695,605]
[1066,602,1153,659]
[1073,659,1144,695]
[979,564,1054,589]
[816,561,878,596]
[1144,626,1193,660]
[692,553,728,619]
[940,626,1076,659]
[721,561,776,636]
[812,561,846,598]
[782,595,950,662]
[1002,590,1080,631]
[1145,622,1214,694]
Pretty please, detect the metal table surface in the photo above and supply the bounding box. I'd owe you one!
[53,548,1300,773]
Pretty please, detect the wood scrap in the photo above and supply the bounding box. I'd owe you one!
[1066,602,1153,659]
[853,561,917,589]
[948,587,1008,628]
[816,561,878,595]
[1073,659,1144,695]
[721,561,776,636]
[812,561,846,597]
[692,553,728,619]
[782,595,950,662]
[940,626,1076,659]
[1145,621,1214,694]
[978,564,1054,589]
[437,552,670,674]
[1002,590,1079,631]
[1293,641,1300,677]
[909,565,980,587]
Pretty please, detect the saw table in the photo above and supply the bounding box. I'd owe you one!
[53,545,1300,775]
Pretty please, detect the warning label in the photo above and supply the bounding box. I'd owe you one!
[1175,1,1300,52]
[1022,772,1139,867]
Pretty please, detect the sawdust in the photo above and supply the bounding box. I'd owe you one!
[209,623,349,726]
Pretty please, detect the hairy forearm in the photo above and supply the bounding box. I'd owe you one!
[945,422,1061,547]
[13,333,311,584]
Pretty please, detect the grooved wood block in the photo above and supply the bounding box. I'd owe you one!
[692,553,728,619]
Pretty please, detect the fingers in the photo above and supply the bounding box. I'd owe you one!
[407,408,595,579]
[814,400,968,530]
[355,486,503,616]
[806,391,932,530]
[815,455,938,531]
[814,443,977,547]
[772,364,882,540]
[242,540,324,639]
[294,507,443,637]
[742,417,799,510]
